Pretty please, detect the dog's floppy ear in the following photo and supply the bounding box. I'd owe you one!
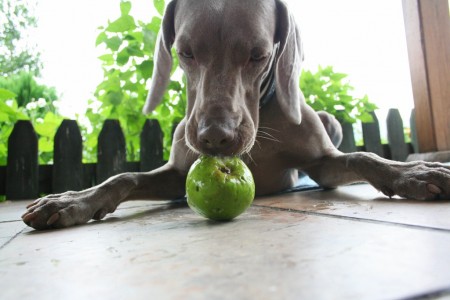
[143,0,177,114]
[274,0,305,125]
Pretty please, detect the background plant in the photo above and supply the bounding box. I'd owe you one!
[301,65,377,123]
[0,76,63,165]
[81,0,186,162]
[0,0,42,76]
[0,0,63,166]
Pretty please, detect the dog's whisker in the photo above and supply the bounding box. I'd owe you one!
[256,134,281,143]
[244,151,257,167]
[184,148,196,165]
[257,130,280,141]
[254,139,262,150]
[258,126,281,132]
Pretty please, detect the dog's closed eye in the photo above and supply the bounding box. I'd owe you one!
[178,50,194,60]
[250,48,270,63]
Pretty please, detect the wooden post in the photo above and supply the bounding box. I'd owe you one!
[140,119,164,172]
[410,109,419,153]
[6,120,39,200]
[362,112,384,158]
[97,120,126,184]
[386,109,409,161]
[53,120,83,193]
[403,0,450,152]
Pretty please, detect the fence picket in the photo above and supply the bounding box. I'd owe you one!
[6,120,39,200]
[362,112,384,157]
[53,120,83,193]
[140,119,164,171]
[338,122,357,153]
[1,111,426,199]
[97,120,126,184]
[387,109,409,161]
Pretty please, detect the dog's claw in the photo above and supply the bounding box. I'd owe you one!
[47,213,60,226]
[427,183,442,195]
[22,211,36,222]
[380,186,394,198]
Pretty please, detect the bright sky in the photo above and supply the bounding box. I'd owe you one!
[34,0,414,127]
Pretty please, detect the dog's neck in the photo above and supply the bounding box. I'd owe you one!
[259,43,279,109]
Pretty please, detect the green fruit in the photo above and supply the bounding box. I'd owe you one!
[186,155,255,221]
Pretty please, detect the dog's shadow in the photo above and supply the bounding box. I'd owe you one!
[97,198,234,226]
[96,199,189,224]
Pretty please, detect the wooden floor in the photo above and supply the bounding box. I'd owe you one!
[1,183,450,300]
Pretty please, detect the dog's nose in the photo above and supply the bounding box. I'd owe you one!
[197,124,235,155]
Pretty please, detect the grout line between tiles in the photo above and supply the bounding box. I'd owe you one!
[0,219,23,224]
[253,204,450,233]
[0,227,27,251]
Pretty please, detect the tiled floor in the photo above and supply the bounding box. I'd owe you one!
[1,183,450,300]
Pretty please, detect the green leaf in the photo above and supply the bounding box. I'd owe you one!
[124,32,143,43]
[106,15,136,33]
[106,91,123,106]
[105,36,123,51]
[143,28,157,52]
[117,49,130,65]
[153,0,165,16]
[119,70,135,81]
[35,123,55,137]
[358,112,374,123]
[120,1,132,15]
[98,54,114,65]
[34,112,63,137]
[146,17,162,33]
[0,111,9,122]
[38,137,53,152]
[0,88,17,101]
[126,43,144,57]
[122,81,139,92]
[95,31,108,46]
[138,61,153,80]
[0,100,16,114]
[331,72,347,81]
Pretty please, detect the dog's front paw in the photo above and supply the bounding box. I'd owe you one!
[21,190,115,230]
[380,162,450,200]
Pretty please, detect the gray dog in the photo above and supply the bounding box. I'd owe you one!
[22,0,450,230]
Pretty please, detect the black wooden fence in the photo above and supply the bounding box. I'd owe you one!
[0,108,417,200]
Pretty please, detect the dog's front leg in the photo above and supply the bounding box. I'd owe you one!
[304,151,450,200]
[22,164,187,230]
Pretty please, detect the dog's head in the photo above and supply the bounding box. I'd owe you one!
[144,0,304,156]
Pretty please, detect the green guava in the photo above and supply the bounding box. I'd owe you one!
[186,155,255,221]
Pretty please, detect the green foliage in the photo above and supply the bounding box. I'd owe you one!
[82,0,186,162]
[0,0,42,76]
[300,65,377,123]
[0,75,63,165]
[0,72,58,112]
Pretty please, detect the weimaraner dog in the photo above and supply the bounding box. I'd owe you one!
[22,0,450,229]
